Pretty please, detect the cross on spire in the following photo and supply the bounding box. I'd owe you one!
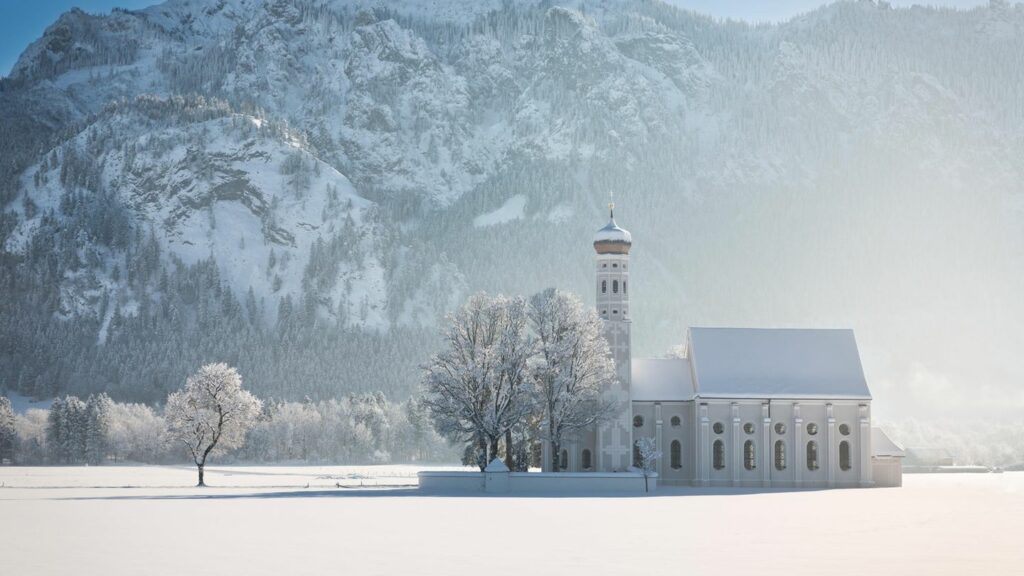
[608,190,615,219]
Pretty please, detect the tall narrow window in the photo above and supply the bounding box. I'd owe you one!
[601,280,607,294]
[671,440,682,470]
[560,449,568,470]
[774,440,786,471]
[744,440,756,470]
[582,449,592,470]
[612,280,619,293]
[713,440,725,470]
[806,441,819,471]
[633,443,642,468]
[839,441,851,471]
[623,280,627,294]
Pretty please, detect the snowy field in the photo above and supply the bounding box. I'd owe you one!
[1,467,1021,576]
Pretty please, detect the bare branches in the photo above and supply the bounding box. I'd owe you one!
[164,363,261,485]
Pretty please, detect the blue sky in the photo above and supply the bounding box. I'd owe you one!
[0,0,992,77]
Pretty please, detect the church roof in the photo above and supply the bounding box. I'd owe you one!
[689,327,872,399]
[872,428,905,458]
[631,358,694,401]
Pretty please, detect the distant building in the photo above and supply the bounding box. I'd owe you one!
[542,206,901,488]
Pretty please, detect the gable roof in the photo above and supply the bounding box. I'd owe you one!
[631,358,694,401]
[872,428,906,458]
[688,327,871,399]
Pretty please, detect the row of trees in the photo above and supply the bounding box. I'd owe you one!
[421,289,620,472]
[0,367,455,478]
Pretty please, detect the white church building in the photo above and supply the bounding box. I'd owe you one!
[543,207,902,488]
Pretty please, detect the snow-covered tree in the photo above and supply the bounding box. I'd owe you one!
[634,436,661,493]
[0,396,16,464]
[165,363,261,486]
[529,289,619,472]
[84,394,112,465]
[421,293,535,470]
[107,402,168,463]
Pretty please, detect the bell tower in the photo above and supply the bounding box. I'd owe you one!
[593,201,633,471]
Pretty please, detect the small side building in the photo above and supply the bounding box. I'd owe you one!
[871,428,905,487]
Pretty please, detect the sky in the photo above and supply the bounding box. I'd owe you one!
[0,0,993,77]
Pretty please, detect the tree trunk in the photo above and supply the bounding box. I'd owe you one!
[505,429,514,468]
[488,436,499,466]
[197,463,205,487]
[551,440,560,472]
[477,436,487,471]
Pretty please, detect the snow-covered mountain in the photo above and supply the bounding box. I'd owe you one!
[1,0,1022,418]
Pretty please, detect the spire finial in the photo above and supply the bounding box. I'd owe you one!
[608,190,615,219]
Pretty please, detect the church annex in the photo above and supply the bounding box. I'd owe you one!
[541,206,898,488]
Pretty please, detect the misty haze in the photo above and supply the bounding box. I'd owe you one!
[0,1,1022,575]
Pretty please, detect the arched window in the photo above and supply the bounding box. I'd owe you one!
[839,441,851,471]
[774,440,786,470]
[744,440,756,470]
[806,441,819,471]
[560,449,568,470]
[713,440,725,470]
[633,415,644,428]
[670,415,681,427]
[671,440,682,470]
[582,449,592,470]
[601,280,607,294]
[612,280,619,293]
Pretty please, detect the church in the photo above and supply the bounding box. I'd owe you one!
[542,206,902,488]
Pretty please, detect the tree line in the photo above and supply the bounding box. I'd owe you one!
[0,381,455,469]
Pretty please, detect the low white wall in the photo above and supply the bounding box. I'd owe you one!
[417,470,655,494]
[417,471,484,492]
[509,472,655,493]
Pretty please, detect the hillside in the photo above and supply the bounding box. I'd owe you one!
[0,0,1022,415]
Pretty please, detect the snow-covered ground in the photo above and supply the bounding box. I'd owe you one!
[1,467,1021,575]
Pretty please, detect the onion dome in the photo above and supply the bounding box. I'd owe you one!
[593,204,632,254]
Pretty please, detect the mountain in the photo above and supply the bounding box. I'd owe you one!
[1,0,1022,419]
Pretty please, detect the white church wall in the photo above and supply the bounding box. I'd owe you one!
[769,402,796,485]
[659,402,692,485]
[705,401,733,485]
[799,403,829,486]
[732,401,765,487]
[832,402,863,486]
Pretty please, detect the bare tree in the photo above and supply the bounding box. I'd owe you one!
[529,289,619,472]
[634,436,662,492]
[421,293,534,470]
[165,363,261,486]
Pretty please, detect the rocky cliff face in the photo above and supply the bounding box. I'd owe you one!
[1,0,1022,415]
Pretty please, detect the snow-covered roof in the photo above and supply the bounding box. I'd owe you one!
[872,428,905,458]
[689,328,871,399]
[631,358,694,401]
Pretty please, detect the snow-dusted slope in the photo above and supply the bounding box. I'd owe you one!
[1,0,1022,410]
[7,96,388,330]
